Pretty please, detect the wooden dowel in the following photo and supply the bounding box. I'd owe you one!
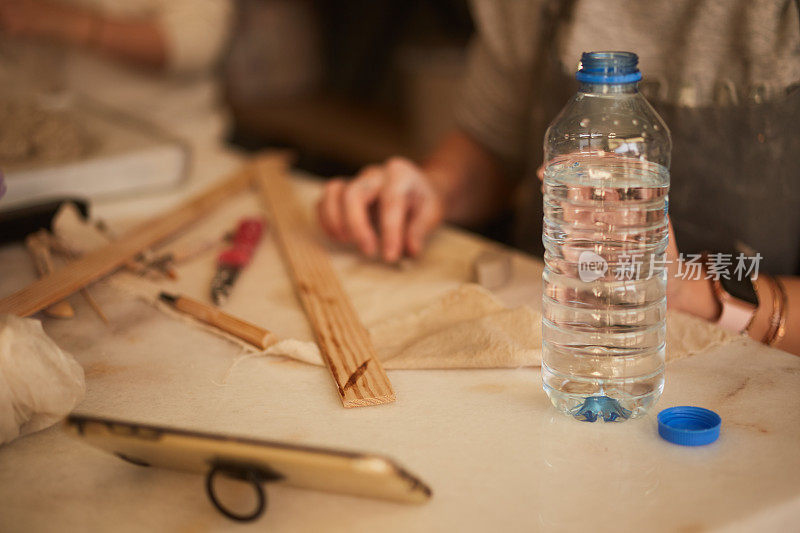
[253,156,395,407]
[159,292,278,350]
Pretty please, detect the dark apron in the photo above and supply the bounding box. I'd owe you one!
[514,1,800,276]
[655,86,800,275]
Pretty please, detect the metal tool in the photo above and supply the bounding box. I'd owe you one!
[210,217,265,305]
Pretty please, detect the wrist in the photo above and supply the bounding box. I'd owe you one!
[670,277,721,322]
[421,165,458,218]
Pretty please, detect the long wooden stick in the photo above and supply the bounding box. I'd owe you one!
[0,157,283,317]
[254,157,396,407]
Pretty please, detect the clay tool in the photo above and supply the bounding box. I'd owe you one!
[254,157,395,408]
[94,222,174,279]
[158,292,278,350]
[210,217,265,306]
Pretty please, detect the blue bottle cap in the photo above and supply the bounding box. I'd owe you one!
[576,51,642,84]
[657,406,721,446]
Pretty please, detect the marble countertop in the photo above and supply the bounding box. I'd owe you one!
[0,153,798,532]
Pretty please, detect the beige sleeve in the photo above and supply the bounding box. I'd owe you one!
[157,0,234,75]
[453,0,544,168]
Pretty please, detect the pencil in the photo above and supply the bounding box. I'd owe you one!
[159,292,278,350]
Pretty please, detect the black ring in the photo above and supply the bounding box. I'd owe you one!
[205,465,267,522]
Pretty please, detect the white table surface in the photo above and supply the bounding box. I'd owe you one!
[1,149,799,533]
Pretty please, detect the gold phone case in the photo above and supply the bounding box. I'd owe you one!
[65,414,431,521]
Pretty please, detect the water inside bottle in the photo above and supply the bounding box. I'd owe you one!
[541,154,669,421]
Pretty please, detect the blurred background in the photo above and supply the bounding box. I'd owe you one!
[0,0,489,238]
[225,0,474,176]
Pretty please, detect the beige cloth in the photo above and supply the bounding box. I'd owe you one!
[260,284,542,369]
[0,314,85,445]
[52,187,737,370]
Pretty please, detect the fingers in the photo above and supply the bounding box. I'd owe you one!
[317,179,347,241]
[317,168,383,256]
[317,157,441,261]
[343,167,382,257]
[379,174,410,262]
[406,191,442,257]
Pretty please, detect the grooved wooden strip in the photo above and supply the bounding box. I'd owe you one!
[0,158,277,317]
[291,237,381,401]
[270,190,381,403]
[264,174,393,403]
[254,157,395,408]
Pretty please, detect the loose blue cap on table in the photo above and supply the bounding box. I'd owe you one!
[657,406,721,446]
[576,51,642,84]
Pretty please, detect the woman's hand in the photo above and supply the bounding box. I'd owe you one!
[317,157,444,263]
[664,219,719,320]
[536,163,719,319]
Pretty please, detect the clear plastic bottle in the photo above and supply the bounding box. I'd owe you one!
[541,51,672,422]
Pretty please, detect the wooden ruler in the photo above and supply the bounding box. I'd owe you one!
[0,156,287,317]
[254,157,396,408]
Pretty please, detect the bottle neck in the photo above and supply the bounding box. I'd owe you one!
[579,82,638,95]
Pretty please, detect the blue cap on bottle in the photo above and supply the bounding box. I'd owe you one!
[657,406,721,446]
[576,51,642,84]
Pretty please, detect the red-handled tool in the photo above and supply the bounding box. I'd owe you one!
[210,217,265,305]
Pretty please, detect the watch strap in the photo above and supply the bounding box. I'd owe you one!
[711,278,758,334]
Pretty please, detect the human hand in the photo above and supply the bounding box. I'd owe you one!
[537,162,718,320]
[665,219,719,321]
[317,157,444,262]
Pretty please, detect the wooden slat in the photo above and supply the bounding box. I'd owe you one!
[254,157,396,408]
[0,157,285,317]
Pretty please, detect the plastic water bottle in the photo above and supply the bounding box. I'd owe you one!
[541,52,672,422]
